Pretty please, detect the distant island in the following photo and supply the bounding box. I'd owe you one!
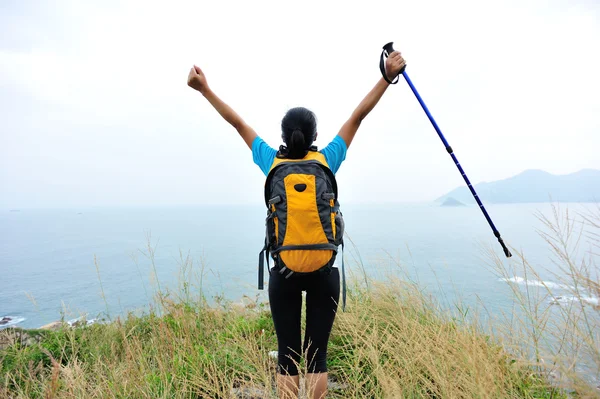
[441,197,466,207]
[436,169,600,204]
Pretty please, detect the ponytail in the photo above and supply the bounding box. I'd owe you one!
[287,129,307,159]
[279,107,318,159]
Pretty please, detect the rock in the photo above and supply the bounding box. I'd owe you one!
[39,321,63,331]
[0,329,18,350]
[230,386,269,398]
[230,377,347,398]
[0,317,12,326]
[69,319,85,328]
[549,296,563,305]
[328,380,349,391]
[0,328,46,350]
[0,333,12,350]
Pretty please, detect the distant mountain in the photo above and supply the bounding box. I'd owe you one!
[436,169,600,204]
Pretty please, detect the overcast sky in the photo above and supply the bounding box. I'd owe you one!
[1,0,599,209]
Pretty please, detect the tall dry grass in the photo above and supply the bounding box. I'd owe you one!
[1,276,565,397]
[488,202,600,398]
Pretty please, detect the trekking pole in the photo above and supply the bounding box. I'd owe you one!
[380,42,512,258]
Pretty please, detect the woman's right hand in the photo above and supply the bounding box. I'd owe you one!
[187,65,209,93]
[385,51,406,82]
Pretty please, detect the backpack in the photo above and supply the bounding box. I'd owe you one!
[258,149,347,308]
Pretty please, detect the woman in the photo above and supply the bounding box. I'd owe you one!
[187,49,406,399]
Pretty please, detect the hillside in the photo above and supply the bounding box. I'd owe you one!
[436,169,600,204]
[0,280,568,398]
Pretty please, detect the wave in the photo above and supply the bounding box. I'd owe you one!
[549,295,599,307]
[499,276,599,307]
[67,316,98,327]
[499,276,574,290]
[0,316,26,329]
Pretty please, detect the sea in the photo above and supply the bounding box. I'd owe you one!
[1,202,597,332]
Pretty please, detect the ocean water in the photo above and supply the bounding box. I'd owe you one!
[0,202,596,330]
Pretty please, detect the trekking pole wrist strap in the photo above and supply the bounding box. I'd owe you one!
[379,41,405,84]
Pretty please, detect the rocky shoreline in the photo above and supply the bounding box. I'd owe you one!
[0,328,46,350]
[0,317,99,350]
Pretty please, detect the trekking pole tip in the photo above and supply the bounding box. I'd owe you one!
[498,238,512,258]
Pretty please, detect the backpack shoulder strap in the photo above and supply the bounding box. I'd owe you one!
[268,149,330,172]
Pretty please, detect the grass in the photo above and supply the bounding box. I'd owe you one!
[486,202,600,398]
[1,203,598,398]
[1,281,570,398]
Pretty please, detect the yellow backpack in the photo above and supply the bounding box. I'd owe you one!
[258,150,346,304]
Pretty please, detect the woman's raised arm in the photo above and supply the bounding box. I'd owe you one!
[187,65,257,149]
[337,51,406,149]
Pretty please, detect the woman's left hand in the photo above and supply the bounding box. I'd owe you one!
[385,51,406,81]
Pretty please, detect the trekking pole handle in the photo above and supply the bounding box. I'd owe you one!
[380,42,406,84]
[383,42,396,56]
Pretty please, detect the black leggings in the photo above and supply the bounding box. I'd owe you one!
[268,267,340,375]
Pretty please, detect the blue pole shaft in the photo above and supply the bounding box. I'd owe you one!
[401,71,512,257]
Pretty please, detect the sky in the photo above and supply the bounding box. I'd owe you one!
[1,0,599,209]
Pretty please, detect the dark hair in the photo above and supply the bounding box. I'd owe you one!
[279,107,317,159]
